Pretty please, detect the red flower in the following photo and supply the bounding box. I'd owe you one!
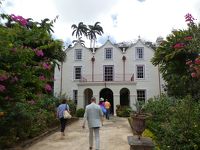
[184,36,193,40]
[186,60,192,65]
[191,72,197,78]
[195,59,200,65]
[173,43,185,49]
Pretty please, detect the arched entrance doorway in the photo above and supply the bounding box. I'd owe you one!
[100,88,114,114]
[120,88,130,106]
[84,88,93,107]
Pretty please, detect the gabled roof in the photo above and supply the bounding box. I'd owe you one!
[96,39,123,53]
[128,39,155,51]
[65,38,156,53]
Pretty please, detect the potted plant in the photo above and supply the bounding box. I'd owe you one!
[129,99,151,140]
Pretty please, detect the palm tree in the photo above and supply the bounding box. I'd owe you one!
[88,22,104,49]
[71,22,88,39]
[72,37,85,46]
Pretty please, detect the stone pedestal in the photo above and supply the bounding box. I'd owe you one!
[127,136,154,150]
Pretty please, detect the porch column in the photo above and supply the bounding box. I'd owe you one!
[113,94,120,116]
[77,87,84,109]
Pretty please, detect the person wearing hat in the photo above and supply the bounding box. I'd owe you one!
[99,98,106,116]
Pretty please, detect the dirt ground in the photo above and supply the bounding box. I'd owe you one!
[26,117,133,150]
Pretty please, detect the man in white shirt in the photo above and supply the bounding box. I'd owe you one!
[82,97,103,150]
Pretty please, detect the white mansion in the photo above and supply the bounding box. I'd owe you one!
[54,38,164,115]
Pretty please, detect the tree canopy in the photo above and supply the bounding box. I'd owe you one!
[152,13,200,99]
[0,13,66,148]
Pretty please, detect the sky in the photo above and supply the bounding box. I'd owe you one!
[1,0,200,47]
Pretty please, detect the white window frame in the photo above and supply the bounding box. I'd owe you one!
[74,66,82,80]
[103,65,114,81]
[136,65,145,79]
[135,47,144,60]
[104,48,113,60]
[74,49,82,60]
[137,89,146,102]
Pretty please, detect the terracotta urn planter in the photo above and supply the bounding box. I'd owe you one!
[130,112,151,139]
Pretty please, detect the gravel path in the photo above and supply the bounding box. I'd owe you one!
[26,117,132,150]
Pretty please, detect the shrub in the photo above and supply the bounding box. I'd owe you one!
[67,100,77,117]
[145,95,200,149]
[116,105,132,117]
[76,108,85,117]
[142,129,160,150]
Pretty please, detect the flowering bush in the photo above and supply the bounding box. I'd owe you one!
[183,13,200,79]
[152,13,200,98]
[0,13,65,148]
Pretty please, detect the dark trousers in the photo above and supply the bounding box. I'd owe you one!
[60,117,67,132]
[106,108,110,120]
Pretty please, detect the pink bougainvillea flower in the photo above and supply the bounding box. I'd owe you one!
[42,63,51,70]
[0,74,8,81]
[186,60,192,65]
[191,72,197,78]
[35,50,44,57]
[185,13,195,23]
[173,43,185,49]
[39,75,45,81]
[0,84,6,92]
[10,14,28,26]
[184,36,193,40]
[45,84,52,92]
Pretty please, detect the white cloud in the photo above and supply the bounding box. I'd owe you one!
[1,0,200,46]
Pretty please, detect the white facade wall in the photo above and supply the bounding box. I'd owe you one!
[125,40,160,100]
[62,43,93,99]
[54,39,162,115]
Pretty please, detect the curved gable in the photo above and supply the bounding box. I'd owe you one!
[65,42,91,53]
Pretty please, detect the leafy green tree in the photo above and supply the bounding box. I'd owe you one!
[152,14,200,98]
[0,13,65,148]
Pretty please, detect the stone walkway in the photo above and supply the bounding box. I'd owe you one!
[26,117,132,150]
